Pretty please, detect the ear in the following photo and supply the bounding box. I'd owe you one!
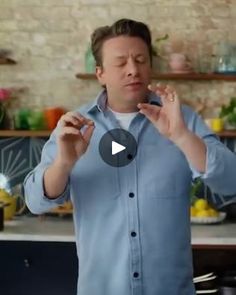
[96,66,106,86]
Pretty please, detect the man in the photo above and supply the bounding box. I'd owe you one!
[24,19,236,295]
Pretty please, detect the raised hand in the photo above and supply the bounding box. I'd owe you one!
[138,84,188,142]
[56,112,95,169]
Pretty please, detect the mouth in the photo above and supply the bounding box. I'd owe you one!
[125,82,143,90]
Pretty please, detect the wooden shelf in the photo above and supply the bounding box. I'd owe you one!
[76,72,236,81]
[217,130,236,137]
[0,130,51,137]
[0,130,235,138]
[0,57,17,65]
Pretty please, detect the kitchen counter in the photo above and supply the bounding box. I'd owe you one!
[0,215,74,242]
[0,216,236,246]
[192,222,236,247]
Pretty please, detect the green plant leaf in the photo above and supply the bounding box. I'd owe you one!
[219,97,236,125]
[152,34,169,56]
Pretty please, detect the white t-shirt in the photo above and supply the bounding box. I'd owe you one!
[108,107,138,130]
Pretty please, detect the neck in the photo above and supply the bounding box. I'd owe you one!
[107,97,148,113]
[107,102,138,113]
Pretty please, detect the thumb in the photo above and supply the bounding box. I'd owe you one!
[83,125,95,144]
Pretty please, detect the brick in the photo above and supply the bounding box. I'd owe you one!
[14,7,34,20]
[0,7,14,19]
[44,20,75,32]
[110,5,149,21]
[71,5,110,20]
[0,33,12,43]
[50,6,71,19]
[31,7,51,19]
[211,5,230,18]
[79,0,114,4]
[17,20,42,32]
[230,5,236,17]
[32,33,47,46]
[0,0,41,6]
[0,20,18,31]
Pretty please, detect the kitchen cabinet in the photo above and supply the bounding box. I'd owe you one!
[193,247,236,276]
[1,216,236,294]
[192,224,236,278]
[0,216,77,295]
[0,240,78,295]
[1,240,235,295]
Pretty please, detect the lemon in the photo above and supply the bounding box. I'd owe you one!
[190,206,197,217]
[194,198,209,211]
[208,208,219,217]
[195,209,210,218]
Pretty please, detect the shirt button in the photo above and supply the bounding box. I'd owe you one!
[127,154,133,160]
[131,231,137,237]
[129,192,134,198]
[133,272,139,278]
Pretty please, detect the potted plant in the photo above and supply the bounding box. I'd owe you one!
[219,97,236,129]
[152,34,169,72]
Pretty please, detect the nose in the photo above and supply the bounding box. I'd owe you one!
[127,59,139,77]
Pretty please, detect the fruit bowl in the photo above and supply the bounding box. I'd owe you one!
[191,212,226,224]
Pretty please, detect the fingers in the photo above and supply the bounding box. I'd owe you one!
[60,112,81,128]
[76,112,94,126]
[137,103,161,123]
[83,125,95,144]
[60,111,94,129]
[148,83,178,104]
[58,111,95,141]
[59,126,82,140]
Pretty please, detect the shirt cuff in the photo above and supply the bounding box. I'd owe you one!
[42,169,70,203]
[189,141,223,180]
[24,164,70,208]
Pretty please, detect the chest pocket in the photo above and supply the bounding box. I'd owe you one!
[139,143,191,199]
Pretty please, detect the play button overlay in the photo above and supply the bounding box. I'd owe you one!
[112,141,126,155]
[99,129,137,167]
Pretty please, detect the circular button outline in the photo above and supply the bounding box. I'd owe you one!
[99,128,137,167]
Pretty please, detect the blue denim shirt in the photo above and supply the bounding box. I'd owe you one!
[24,90,236,295]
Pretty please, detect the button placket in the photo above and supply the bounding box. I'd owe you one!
[127,123,143,294]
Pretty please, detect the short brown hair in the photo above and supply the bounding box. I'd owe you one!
[91,18,152,67]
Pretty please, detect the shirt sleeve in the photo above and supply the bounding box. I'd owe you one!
[23,129,70,215]
[183,105,236,197]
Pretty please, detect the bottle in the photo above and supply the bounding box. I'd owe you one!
[85,44,96,73]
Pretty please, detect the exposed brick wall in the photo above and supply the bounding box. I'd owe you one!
[0,0,236,117]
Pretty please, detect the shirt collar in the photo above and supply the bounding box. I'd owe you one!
[87,89,107,114]
[87,89,162,114]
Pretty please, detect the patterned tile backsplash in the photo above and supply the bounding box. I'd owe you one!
[0,135,235,208]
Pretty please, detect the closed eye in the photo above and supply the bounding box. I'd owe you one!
[136,56,147,64]
[115,62,126,67]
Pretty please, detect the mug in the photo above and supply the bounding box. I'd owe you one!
[168,53,191,72]
[44,107,65,130]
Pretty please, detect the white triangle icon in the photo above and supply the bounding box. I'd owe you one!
[112,141,126,155]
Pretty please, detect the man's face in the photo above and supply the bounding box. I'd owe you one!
[96,36,152,110]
